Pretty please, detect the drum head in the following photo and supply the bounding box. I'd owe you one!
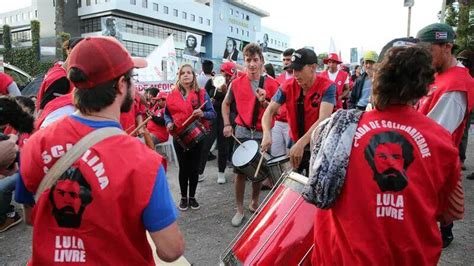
[267,155,290,165]
[232,140,259,167]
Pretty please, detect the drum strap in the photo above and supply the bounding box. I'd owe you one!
[297,86,305,138]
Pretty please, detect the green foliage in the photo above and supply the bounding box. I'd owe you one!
[1,48,54,77]
[2,25,12,50]
[31,20,40,61]
[456,2,473,51]
[60,32,71,60]
[445,4,458,27]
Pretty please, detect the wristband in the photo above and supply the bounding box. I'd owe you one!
[224,124,232,127]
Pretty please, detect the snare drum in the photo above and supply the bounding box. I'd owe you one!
[174,120,207,150]
[220,172,316,265]
[232,140,270,182]
[266,155,291,184]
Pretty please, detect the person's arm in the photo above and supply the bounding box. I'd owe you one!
[0,135,18,173]
[144,166,185,262]
[164,107,175,131]
[427,91,466,133]
[201,92,216,120]
[222,84,234,137]
[7,81,21,96]
[289,85,335,168]
[261,88,285,152]
[340,77,351,100]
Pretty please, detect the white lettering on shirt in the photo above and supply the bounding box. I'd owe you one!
[376,193,404,220]
[353,120,431,158]
[54,235,86,263]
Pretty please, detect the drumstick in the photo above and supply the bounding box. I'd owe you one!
[181,100,208,127]
[231,133,243,145]
[254,152,265,178]
[129,115,153,136]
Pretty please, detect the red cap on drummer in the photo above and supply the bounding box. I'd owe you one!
[67,36,147,89]
[220,62,236,76]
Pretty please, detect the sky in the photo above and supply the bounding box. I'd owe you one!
[2,0,444,63]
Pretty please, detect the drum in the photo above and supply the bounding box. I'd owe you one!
[220,172,316,265]
[266,155,291,184]
[174,120,207,150]
[232,140,270,182]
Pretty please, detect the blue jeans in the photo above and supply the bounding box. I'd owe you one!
[0,172,18,223]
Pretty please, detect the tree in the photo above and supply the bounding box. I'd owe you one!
[31,20,40,61]
[2,24,11,50]
[55,0,65,60]
[442,0,473,52]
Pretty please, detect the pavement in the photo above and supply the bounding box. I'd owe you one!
[1,137,474,265]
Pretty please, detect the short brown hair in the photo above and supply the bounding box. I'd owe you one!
[243,43,263,61]
[71,68,132,114]
[372,46,434,110]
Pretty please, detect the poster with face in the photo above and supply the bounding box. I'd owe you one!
[256,32,269,53]
[183,32,202,61]
[223,38,241,61]
[101,17,123,42]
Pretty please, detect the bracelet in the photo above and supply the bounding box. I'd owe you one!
[224,124,232,127]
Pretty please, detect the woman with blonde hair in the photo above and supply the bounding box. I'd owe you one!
[164,64,216,211]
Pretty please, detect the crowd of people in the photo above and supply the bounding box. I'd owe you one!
[0,21,473,264]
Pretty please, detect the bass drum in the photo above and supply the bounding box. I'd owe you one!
[220,171,316,265]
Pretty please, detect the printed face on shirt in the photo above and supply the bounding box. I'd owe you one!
[244,54,263,76]
[53,180,81,214]
[365,131,414,192]
[49,169,93,228]
[374,143,405,174]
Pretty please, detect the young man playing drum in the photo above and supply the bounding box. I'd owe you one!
[261,48,336,174]
[222,43,279,227]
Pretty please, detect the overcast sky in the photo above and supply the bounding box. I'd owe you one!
[3,0,443,62]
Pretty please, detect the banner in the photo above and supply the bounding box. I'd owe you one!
[404,0,414,7]
[135,81,175,94]
[183,32,202,61]
[135,35,178,82]
[223,38,241,61]
[101,17,123,42]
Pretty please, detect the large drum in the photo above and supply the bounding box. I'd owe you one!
[266,155,291,184]
[173,120,207,150]
[220,172,316,265]
[232,140,271,182]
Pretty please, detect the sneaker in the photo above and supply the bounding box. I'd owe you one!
[461,162,467,171]
[207,153,217,161]
[189,198,200,210]
[467,172,474,180]
[217,172,226,184]
[0,212,22,233]
[231,212,245,227]
[178,198,188,211]
[198,174,206,182]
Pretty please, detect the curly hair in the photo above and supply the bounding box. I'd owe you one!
[372,46,435,110]
[243,42,263,61]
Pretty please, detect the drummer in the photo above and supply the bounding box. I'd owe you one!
[164,64,216,211]
[222,43,280,227]
[261,48,336,174]
[147,91,169,145]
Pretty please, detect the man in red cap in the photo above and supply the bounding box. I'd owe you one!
[320,53,350,109]
[147,91,170,145]
[16,37,184,264]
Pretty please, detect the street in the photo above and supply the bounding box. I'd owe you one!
[1,135,474,265]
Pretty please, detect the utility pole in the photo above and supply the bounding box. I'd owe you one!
[440,0,447,23]
[404,0,415,37]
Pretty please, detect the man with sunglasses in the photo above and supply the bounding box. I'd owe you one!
[416,23,474,248]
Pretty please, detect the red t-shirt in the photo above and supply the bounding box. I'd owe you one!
[312,105,460,265]
[20,116,163,265]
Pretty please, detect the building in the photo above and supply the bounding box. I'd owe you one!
[0,0,290,70]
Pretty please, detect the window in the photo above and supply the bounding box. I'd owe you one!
[153,3,158,11]
[191,14,195,21]
[173,9,178,17]
[182,12,187,19]
[22,13,26,20]
[241,29,244,35]
[29,11,34,18]
[236,10,239,17]
[164,6,168,14]
[142,0,147,8]
[12,30,32,42]
[130,0,136,5]
[5,17,8,23]
[246,15,249,21]
[230,26,233,32]
[236,28,239,34]
[77,0,82,7]
[246,31,249,37]
[95,0,99,4]
[230,8,233,15]
[80,17,102,33]
[86,0,91,6]
[199,16,203,24]
[241,13,244,19]
[35,10,37,17]
[16,14,19,22]
[207,19,210,26]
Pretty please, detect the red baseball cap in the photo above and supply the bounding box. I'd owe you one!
[323,53,342,65]
[220,61,236,76]
[67,37,147,89]
[154,91,168,100]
